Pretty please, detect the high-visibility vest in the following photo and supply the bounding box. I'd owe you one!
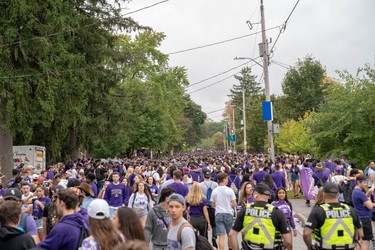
[314,203,355,249]
[242,203,281,249]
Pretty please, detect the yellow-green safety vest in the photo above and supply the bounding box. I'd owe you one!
[242,203,281,249]
[314,203,355,249]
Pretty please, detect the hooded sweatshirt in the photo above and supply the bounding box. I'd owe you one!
[38,212,87,250]
[144,204,172,249]
[0,225,36,249]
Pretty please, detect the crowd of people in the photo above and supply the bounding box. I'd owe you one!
[0,153,374,250]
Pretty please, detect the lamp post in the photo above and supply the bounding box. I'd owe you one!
[231,93,246,155]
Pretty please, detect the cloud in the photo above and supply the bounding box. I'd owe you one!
[127,0,375,121]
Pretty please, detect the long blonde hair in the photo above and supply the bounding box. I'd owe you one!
[185,182,205,206]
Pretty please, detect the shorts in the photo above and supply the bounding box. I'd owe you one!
[215,213,233,235]
[35,218,43,230]
[360,218,373,240]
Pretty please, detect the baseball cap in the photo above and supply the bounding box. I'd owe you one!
[65,170,72,176]
[167,193,185,205]
[4,188,22,201]
[202,168,211,177]
[323,182,339,194]
[88,199,110,219]
[32,174,39,180]
[254,183,271,196]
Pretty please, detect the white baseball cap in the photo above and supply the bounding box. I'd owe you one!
[88,199,110,219]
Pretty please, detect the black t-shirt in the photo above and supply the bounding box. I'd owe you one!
[232,201,290,235]
[305,202,362,231]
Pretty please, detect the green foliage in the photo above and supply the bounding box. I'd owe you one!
[274,114,317,155]
[0,1,206,161]
[307,64,375,165]
[280,56,326,120]
[212,132,225,150]
[229,66,266,152]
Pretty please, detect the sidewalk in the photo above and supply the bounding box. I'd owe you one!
[290,197,314,228]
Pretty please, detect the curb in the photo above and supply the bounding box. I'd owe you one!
[293,212,307,228]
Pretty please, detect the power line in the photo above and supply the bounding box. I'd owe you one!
[123,0,170,15]
[187,59,256,88]
[167,26,280,55]
[271,60,292,69]
[0,1,169,49]
[269,0,301,55]
[206,108,225,115]
[188,61,262,95]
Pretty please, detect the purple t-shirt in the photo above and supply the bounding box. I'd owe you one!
[271,171,286,188]
[271,200,296,229]
[190,171,201,182]
[187,198,207,217]
[253,170,267,184]
[90,183,98,198]
[32,197,51,217]
[352,188,372,218]
[167,182,189,197]
[46,171,55,180]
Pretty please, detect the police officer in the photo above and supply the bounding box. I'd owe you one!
[229,183,292,250]
[303,182,363,250]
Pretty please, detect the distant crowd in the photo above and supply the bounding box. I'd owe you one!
[0,153,374,250]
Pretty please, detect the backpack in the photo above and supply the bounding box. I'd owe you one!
[203,182,213,207]
[317,177,325,188]
[230,176,238,194]
[341,181,355,207]
[63,221,90,248]
[177,222,214,250]
[364,166,369,178]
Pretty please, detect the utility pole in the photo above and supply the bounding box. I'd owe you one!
[232,106,236,154]
[242,88,247,155]
[260,0,275,162]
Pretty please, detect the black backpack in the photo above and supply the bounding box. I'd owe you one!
[341,180,355,207]
[177,222,214,250]
[63,221,90,248]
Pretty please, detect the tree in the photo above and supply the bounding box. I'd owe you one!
[281,56,326,120]
[308,64,375,165]
[274,114,317,154]
[228,66,266,152]
[212,132,225,150]
[182,96,207,147]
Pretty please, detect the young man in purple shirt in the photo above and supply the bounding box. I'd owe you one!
[271,164,286,189]
[103,172,128,219]
[167,170,189,197]
[38,189,88,250]
[252,164,267,184]
[352,175,374,249]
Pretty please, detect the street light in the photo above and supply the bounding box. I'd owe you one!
[233,55,275,161]
[231,90,246,155]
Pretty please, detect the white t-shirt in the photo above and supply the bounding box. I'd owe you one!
[368,167,375,187]
[210,185,236,215]
[167,219,196,250]
[200,180,218,197]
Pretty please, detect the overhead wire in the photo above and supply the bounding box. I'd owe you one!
[122,0,170,16]
[188,61,262,95]
[167,26,280,55]
[186,59,258,88]
[0,0,170,48]
[268,0,301,56]
[206,108,225,115]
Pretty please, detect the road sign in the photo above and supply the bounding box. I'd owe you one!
[232,134,236,142]
[262,101,273,121]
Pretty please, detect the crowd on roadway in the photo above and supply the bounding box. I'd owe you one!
[0,152,374,250]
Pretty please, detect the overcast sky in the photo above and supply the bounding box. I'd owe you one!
[125,0,375,121]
